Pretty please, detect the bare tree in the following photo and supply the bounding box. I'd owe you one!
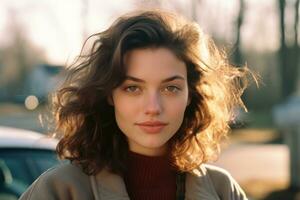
[0,9,46,99]
[278,0,299,100]
[292,0,299,93]
[233,0,244,66]
[81,0,89,42]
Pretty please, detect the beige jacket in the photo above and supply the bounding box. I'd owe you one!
[19,163,247,200]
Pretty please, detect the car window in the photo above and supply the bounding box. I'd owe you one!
[1,158,31,189]
[0,148,59,196]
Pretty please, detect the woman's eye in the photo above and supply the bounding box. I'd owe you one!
[124,86,140,93]
[164,85,181,93]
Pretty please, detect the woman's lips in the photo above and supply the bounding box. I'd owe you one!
[135,121,168,134]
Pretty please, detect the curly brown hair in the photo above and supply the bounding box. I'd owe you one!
[52,10,251,175]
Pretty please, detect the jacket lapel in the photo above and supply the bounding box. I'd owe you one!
[89,166,220,200]
[185,166,221,200]
[90,168,130,200]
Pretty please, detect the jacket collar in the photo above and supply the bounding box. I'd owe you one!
[89,165,220,200]
[90,167,130,200]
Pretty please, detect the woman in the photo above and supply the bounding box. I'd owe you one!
[20,10,250,200]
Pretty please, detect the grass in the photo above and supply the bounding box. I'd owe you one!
[242,179,289,200]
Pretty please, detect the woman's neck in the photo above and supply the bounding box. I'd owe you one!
[124,151,177,200]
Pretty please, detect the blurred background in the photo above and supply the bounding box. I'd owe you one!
[0,0,299,199]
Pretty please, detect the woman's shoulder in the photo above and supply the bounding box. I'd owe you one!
[41,162,88,179]
[19,162,93,200]
[186,164,248,200]
[201,164,238,184]
[30,162,90,187]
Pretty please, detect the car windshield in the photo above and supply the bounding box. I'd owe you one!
[0,148,60,197]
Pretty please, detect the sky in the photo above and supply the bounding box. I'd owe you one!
[0,0,135,65]
[0,0,281,65]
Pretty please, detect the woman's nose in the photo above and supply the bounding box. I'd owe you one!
[144,92,162,116]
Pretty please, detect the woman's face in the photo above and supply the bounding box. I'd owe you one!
[111,47,189,156]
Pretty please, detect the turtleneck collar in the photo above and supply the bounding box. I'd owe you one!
[124,151,177,200]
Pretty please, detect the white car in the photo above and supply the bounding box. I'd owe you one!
[0,126,60,199]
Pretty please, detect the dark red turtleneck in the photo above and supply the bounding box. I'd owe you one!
[124,151,177,200]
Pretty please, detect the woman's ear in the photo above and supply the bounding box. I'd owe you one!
[107,95,114,106]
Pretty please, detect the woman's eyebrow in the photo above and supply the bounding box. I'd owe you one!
[125,75,185,83]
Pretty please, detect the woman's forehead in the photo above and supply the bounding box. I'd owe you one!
[123,47,187,79]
